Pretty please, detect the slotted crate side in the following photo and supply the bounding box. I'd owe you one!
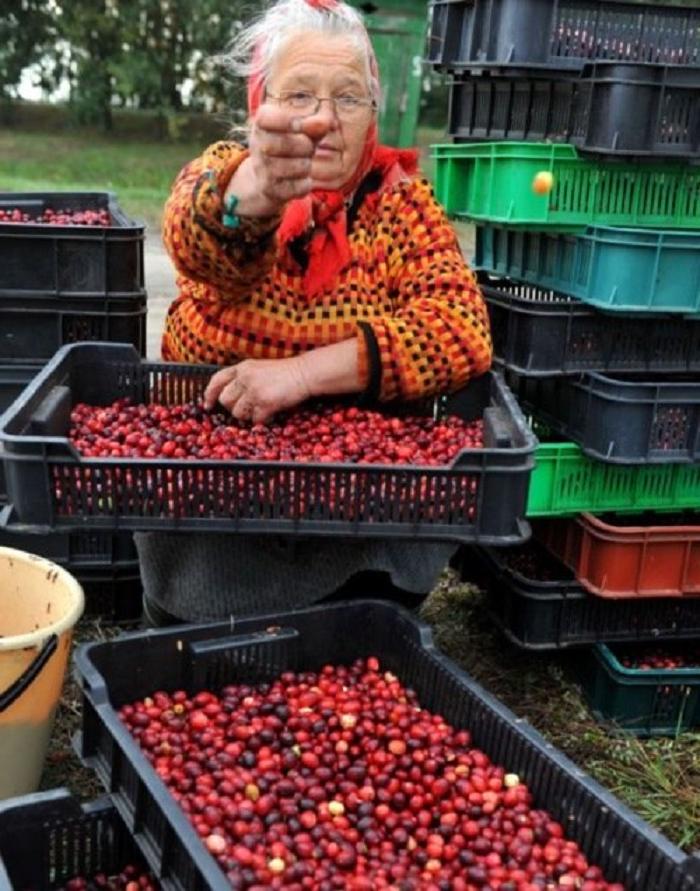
[536,513,700,598]
[528,441,700,516]
[511,371,700,464]
[74,601,699,891]
[0,790,144,891]
[577,643,700,736]
[461,544,700,650]
[427,0,700,70]
[0,363,41,501]
[482,276,700,376]
[0,294,147,363]
[475,224,700,314]
[433,142,700,228]
[0,343,536,543]
[449,63,700,157]
[0,526,137,567]
[0,192,144,299]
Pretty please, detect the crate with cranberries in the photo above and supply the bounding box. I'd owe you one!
[0,789,158,891]
[578,641,700,737]
[73,600,699,891]
[0,343,536,543]
[0,193,146,365]
[0,191,144,301]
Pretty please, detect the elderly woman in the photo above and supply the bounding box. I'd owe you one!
[135,0,492,625]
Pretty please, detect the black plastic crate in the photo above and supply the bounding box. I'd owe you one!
[0,788,152,890]
[0,523,137,567]
[0,292,147,363]
[481,275,700,376]
[460,543,700,650]
[449,62,700,158]
[0,192,144,299]
[0,343,537,543]
[427,0,700,71]
[509,370,700,464]
[74,600,700,891]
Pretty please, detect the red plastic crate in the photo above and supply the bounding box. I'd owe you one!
[535,514,700,599]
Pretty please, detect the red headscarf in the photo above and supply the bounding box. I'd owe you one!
[247,0,419,297]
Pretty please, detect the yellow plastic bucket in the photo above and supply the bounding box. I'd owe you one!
[0,546,84,799]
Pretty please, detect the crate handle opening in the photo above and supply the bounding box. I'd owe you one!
[483,406,514,448]
[187,626,300,659]
[26,385,72,436]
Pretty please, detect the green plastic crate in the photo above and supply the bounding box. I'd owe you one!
[578,643,700,737]
[528,441,700,517]
[432,142,700,229]
[475,224,700,314]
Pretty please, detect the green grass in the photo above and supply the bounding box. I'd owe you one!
[0,129,203,230]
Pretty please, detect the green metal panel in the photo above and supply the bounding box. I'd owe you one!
[349,4,428,146]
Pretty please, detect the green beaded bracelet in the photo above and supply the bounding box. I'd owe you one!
[222,193,241,229]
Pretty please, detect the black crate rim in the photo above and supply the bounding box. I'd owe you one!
[0,343,537,542]
[0,346,537,468]
[0,191,143,232]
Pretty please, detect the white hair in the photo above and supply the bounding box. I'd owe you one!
[219,0,380,104]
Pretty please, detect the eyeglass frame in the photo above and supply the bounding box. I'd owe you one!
[265,89,377,119]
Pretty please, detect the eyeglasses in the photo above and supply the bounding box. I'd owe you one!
[266,90,377,120]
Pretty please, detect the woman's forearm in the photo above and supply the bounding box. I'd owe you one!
[297,338,363,397]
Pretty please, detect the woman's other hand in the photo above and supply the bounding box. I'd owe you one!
[203,356,311,424]
[203,339,362,423]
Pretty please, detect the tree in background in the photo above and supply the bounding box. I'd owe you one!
[0,0,246,130]
[0,0,60,101]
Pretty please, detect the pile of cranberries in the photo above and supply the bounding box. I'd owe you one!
[619,646,700,671]
[120,658,625,891]
[56,864,158,890]
[0,206,110,226]
[68,400,484,466]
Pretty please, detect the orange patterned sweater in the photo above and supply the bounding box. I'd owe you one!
[162,141,492,402]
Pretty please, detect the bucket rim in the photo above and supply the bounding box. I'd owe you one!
[0,546,85,650]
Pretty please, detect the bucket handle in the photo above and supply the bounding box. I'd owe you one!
[0,634,58,713]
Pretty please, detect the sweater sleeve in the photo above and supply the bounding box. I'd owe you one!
[162,141,281,299]
[357,178,492,402]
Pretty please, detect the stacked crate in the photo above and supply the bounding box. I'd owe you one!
[427,0,700,735]
[0,192,146,621]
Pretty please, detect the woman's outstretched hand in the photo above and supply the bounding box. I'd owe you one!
[224,104,331,218]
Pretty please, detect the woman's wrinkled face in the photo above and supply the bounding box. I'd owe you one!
[267,32,376,190]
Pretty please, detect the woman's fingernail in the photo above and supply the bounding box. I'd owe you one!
[290,117,302,133]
